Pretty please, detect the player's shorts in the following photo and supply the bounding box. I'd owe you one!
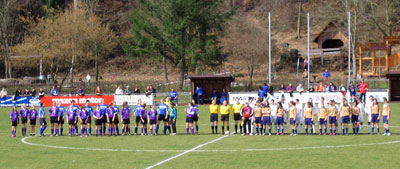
[296,114,303,123]
[329,116,337,124]
[341,116,350,124]
[351,92,356,96]
[290,118,295,125]
[21,117,28,124]
[87,118,92,124]
[30,119,36,125]
[58,118,64,125]
[234,113,241,121]
[262,116,271,126]
[371,114,379,123]
[150,120,156,125]
[305,118,312,125]
[255,117,262,124]
[210,114,218,122]
[221,115,229,121]
[114,117,119,124]
[50,117,58,124]
[102,116,107,123]
[40,118,47,126]
[108,117,115,123]
[383,115,388,124]
[123,119,130,124]
[276,117,284,125]
[193,114,198,122]
[81,119,87,125]
[271,116,277,123]
[136,116,141,123]
[95,119,102,125]
[68,120,75,125]
[141,118,147,124]
[12,121,17,127]
[186,117,194,123]
[158,115,168,122]
[318,119,327,125]
[351,115,359,123]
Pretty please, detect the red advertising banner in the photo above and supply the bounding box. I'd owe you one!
[41,95,115,107]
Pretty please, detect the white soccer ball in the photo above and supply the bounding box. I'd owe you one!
[225,131,230,135]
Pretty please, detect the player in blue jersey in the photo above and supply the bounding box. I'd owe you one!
[99,99,108,136]
[19,103,29,137]
[112,101,120,135]
[28,105,38,136]
[121,102,131,136]
[39,103,47,136]
[84,100,94,135]
[67,100,80,135]
[93,105,103,136]
[157,99,169,135]
[133,99,143,135]
[10,106,19,137]
[57,102,65,136]
[170,88,178,105]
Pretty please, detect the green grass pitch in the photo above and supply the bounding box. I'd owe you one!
[0,104,399,169]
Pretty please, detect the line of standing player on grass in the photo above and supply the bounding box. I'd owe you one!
[10,96,205,137]
[208,95,391,136]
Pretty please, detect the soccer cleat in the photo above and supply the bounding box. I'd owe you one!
[56,134,58,137]
[129,134,131,136]
[50,134,53,137]
[319,133,322,135]
[382,133,387,136]
[141,133,144,136]
[268,133,271,136]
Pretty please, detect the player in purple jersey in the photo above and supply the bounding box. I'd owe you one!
[67,105,78,136]
[49,101,60,136]
[106,104,116,136]
[20,103,29,137]
[148,105,158,136]
[28,105,38,136]
[79,106,88,137]
[140,104,148,136]
[121,102,131,136]
[93,105,103,136]
[185,102,195,135]
[84,100,94,136]
[10,106,19,137]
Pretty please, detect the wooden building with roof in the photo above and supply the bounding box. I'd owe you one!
[313,22,348,49]
[188,74,235,104]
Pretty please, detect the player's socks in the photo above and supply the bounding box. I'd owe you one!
[269,128,272,134]
[301,125,304,133]
[81,129,84,136]
[227,126,230,133]
[388,129,390,134]
[144,128,147,135]
[141,128,143,134]
[156,125,159,134]
[116,127,119,135]
[61,128,63,135]
[311,128,313,134]
[305,128,308,134]
[235,125,238,133]
[150,128,153,135]
[96,129,98,135]
[324,128,327,134]
[103,126,106,134]
[191,127,194,134]
[274,124,277,133]
[360,125,364,133]
[196,126,199,132]
[345,127,348,134]
[292,129,294,134]
[51,129,54,135]
[89,128,91,135]
[186,128,189,134]
[222,126,225,134]
[256,127,259,134]
[56,129,59,135]
[75,126,78,134]
[312,125,315,133]
[163,125,167,134]
[39,128,43,136]
[240,125,242,133]
[372,127,375,134]
[135,127,138,134]
[211,126,214,134]
[215,126,218,134]
[330,128,332,133]
[368,125,371,133]
[342,128,345,134]
[168,126,171,134]
[284,124,288,133]
[320,128,322,134]
[377,127,380,134]
[99,129,102,136]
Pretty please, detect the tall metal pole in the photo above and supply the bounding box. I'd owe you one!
[307,13,310,89]
[348,11,351,87]
[268,12,271,84]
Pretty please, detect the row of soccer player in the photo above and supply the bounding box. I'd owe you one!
[10,97,202,137]
[208,96,391,136]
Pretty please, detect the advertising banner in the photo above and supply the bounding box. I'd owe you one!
[114,94,154,106]
[41,95,115,106]
[0,96,41,107]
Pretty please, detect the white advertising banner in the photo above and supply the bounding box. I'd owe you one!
[229,91,388,104]
[115,94,154,106]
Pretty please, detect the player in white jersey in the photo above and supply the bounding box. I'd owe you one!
[356,97,365,133]
[364,96,374,134]
[248,98,256,134]
[269,99,278,133]
[295,99,304,133]
[280,97,289,133]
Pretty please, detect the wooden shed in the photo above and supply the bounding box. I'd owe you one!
[188,74,235,104]
[313,22,348,49]
[386,72,400,101]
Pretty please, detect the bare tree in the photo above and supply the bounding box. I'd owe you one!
[296,0,302,39]
[0,0,15,78]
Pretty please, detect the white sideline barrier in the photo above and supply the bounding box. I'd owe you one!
[115,94,154,106]
[229,91,389,104]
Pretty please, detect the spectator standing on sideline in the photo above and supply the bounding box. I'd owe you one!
[50,86,59,96]
[77,88,85,96]
[323,69,330,83]
[95,86,102,96]
[134,87,140,94]
[302,70,308,83]
[309,60,313,72]
[262,83,269,99]
[220,89,227,104]
[296,84,304,95]
[268,83,274,96]
[15,88,22,97]
[23,89,30,96]
[287,83,294,97]
[125,86,132,95]
[115,86,124,95]
[78,78,84,88]
[196,86,204,104]
[30,88,36,97]
[86,74,91,87]
[211,89,218,100]
[170,88,178,104]
[258,86,265,101]
[38,88,45,99]
[339,83,346,97]
[349,82,356,102]
[1,88,7,99]
[47,73,51,83]
[359,80,368,103]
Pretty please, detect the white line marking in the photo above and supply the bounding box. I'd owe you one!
[145,133,232,169]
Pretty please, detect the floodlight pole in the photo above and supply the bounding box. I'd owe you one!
[307,13,310,89]
[268,12,271,84]
[348,11,351,87]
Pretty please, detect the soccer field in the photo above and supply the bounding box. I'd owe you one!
[1,104,399,169]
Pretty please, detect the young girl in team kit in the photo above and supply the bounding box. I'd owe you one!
[371,99,380,135]
[328,100,338,135]
[262,101,272,135]
[317,104,328,135]
[20,104,29,137]
[106,104,115,136]
[67,106,78,136]
[253,103,262,135]
[10,106,19,137]
[169,103,178,136]
[185,103,195,135]
[340,100,351,135]
[148,105,158,136]
[39,103,47,137]
[382,97,391,136]
[276,102,285,135]
[29,105,38,136]
[191,99,200,134]
[140,104,148,136]
[79,106,88,137]
[93,105,103,136]
[303,102,314,135]
[288,101,297,136]
[121,102,131,136]
[351,101,361,135]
